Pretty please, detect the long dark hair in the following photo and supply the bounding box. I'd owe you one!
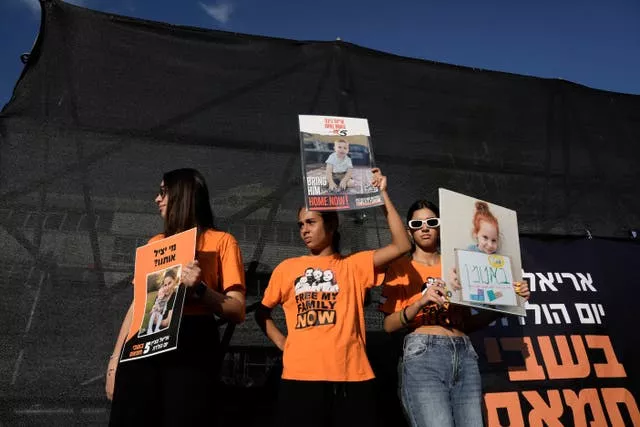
[297,208,341,253]
[162,168,215,237]
[406,199,440,252]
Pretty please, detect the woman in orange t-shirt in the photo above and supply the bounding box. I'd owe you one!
[380,200,530,427]
[255,168,411,427]
[106,168,246,426]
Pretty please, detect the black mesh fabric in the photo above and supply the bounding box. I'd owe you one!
[1,0,639,423]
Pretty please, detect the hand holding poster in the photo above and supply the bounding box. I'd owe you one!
[299,115,383,211]
[439,188,526,316]
[120,227,197,362]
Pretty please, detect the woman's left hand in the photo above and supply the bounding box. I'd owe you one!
[418,279,447,308]
[514,280,530,300]
[450,267,461,291]
[181,260,202,287]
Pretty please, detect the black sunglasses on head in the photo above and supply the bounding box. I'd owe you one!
[157,187,167,198]
[408,218,440,229]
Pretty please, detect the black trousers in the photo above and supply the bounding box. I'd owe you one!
[277,379,379,427]
[109,316,220,427]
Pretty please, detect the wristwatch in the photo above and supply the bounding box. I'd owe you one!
[194,281,207,298]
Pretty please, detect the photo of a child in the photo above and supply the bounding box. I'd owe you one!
[299,115,383,211]
[138,265,181,337]
[325,139,354,192]
[439,188,527,316]
[467,201,500,254]
[302,135,374,196]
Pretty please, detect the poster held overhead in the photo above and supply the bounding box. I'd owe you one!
[299,115,383,211]
[439,188,526,316]
[120,227,197,362]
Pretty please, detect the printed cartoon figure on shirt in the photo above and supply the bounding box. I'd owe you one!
[294,267,338,295]
[294,266,340,329]
[310,269,324,291]
[418,276,463,328]
[319,270,339,292]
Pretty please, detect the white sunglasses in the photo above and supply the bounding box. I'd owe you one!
[407,218,440,229]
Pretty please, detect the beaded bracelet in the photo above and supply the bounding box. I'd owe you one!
[400,307,409,326]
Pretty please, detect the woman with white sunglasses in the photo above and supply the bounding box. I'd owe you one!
[379,199,529,427]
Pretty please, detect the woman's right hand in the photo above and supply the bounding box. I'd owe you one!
[105,362,117,401]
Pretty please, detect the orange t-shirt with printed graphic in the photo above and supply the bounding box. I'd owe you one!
[149,229,245,316]
[261,250,383,382]
[379,257,467,331]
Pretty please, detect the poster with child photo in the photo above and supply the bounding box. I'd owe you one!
[299,115,383,211]
[439,188,526,316]
[119,228,196,362]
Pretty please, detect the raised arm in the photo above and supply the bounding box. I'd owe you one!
[255,304,286,351]
[371,168,412,268]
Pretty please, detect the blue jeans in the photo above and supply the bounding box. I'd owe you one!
[400,333,483,427]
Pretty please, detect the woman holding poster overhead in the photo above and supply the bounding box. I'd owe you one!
[379,199,529,427]
[106,168,245,426]
[255,168,411,427]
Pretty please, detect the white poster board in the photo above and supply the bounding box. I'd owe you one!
[455,249,518,306]
[440,188,526,316]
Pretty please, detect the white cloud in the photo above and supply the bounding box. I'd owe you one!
[198,2,234,25]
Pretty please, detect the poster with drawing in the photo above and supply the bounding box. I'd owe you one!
[440,188,526,316]
[455,249,518,306]
[119,228,196,362]
[299,115,383,211]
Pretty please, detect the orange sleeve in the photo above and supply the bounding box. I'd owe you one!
[261,262,284,309]
[348,250,379,290]
[219,233,246,293]
[373,266,387,287]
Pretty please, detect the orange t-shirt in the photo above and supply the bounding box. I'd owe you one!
[261,250,383,382]
[149,229,245,316]
[379,257,467,331]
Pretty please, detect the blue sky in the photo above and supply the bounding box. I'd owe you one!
[1,0,639,108]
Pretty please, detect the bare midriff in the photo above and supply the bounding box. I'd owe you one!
[413,324,466,337]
